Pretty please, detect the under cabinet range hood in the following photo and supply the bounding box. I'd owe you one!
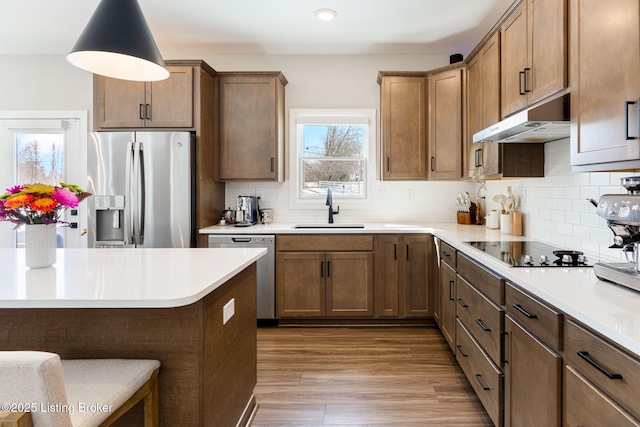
[473,94,570,143]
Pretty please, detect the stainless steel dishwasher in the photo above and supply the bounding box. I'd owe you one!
[208,234,275,321]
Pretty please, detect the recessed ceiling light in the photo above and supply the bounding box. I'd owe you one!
[315,8,337,22]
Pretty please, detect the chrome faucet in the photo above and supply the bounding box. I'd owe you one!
[326,188,339,223]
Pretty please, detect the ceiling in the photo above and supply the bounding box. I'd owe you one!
[1,0,514,56]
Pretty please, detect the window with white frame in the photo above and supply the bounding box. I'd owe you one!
[290,109,375,208]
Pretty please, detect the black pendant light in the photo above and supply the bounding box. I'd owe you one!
[66,0,169,81]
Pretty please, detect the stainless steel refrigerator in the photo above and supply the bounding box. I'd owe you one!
[87,131,194,248]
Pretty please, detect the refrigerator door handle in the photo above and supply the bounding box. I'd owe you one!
[132,141,141,246]
[138,143,146,245]
[124,141,134,246]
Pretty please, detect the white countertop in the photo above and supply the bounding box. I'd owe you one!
[200,222,432,234]
[201,221,640,357]
[0,248,266,309]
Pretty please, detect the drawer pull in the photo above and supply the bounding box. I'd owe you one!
[577,351,623,380]
[513,303,537,319]
[442,250,450,258]
[456,345,469,357]
[457,297,468,308]
[476,318,491,332]
[474,374,491,391]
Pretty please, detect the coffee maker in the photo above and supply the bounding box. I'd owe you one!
[591,176,640,292]
[235,196,258,226]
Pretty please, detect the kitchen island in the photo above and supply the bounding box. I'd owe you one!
[0,248,266,427]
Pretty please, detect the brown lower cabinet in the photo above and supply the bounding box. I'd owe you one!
[374,234,432,319]
[276,235,374,318]
[456,319,504,427]
[564,365,640,427]
[276,234,431,320]
[504,316,561,427]
[564,319,640,424]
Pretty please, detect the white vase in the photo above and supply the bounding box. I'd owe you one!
[24,223,57,268]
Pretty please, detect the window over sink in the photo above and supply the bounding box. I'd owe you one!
[289,109,376,209]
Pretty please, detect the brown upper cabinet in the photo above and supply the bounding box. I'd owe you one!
[467,32,501,178]
[428,66,464,180]
[570,0,640,171]
[94,64,194,129]
[500,0,567,118]
[378,72,428,181]
[217,72,287,182]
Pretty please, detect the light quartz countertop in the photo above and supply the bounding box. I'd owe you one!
[0,248,266,309]
[201,221,640,357]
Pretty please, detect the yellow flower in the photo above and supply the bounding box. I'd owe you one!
[23,183,55,195]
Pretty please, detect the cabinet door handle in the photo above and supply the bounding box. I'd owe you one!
[478,148,483,167]
[139,104,145,120]
[512,303,537,319]
[475,318,491,332]
[456,297,468,308]
[386,156,390,171]
[474,149,479,168]
[474,374,491,391]
[456,345,469,357]
[503,331,509,364]
[270,157,275,172]
[518,71,526,95]
[393,243,397,260]
[431,156,435,172]
[320,261,324,277]
[145,104,151,120]
[327,260,331,277]
[406,244,409,261]
[523,67,531,93]
[577,351,622,380]
[448,280,454,301]
[624,100,639,140]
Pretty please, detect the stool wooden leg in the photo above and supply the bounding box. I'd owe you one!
[143,369,159,427]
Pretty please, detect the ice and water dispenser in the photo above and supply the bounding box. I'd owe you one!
[94,195,126,245]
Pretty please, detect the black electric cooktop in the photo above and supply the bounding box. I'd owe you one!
[464,241,596,267]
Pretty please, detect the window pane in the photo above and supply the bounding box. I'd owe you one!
[302,159,365,197]
[16,133,64,185]
[302,125,365,158]
[14,132,65,248]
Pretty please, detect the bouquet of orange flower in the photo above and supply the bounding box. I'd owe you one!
[0,183,91,227]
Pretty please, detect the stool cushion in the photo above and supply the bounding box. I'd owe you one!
[0,351,73,427]
[61,359,160,427]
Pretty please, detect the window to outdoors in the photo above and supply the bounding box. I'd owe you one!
[14,132,65,248]
[290,109,375,208]
[0,112,87,249]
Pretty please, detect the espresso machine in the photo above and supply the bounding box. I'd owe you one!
[235,196,258,226]
[590,176,640,292]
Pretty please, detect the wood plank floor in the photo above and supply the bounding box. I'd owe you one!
[252,326,493,426]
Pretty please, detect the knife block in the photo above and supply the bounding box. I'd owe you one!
[456,203,476,224]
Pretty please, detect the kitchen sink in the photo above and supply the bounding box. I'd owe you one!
[292,223,365,229]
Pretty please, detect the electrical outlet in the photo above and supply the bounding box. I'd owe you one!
[255,190,264,200]
[223,298,235,325]
[406,189,414,201]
